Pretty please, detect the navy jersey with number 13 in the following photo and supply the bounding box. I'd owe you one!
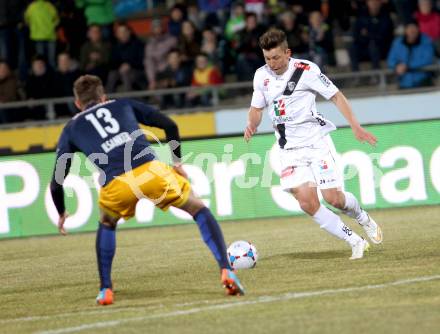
[54,98,179,187]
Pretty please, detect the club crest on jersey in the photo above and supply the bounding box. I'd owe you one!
[274,99,286,116]
[263,78,269,90]
[320,160,328,170]
[287,81,296,92]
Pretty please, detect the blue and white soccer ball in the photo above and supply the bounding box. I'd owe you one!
[227,240,258,270]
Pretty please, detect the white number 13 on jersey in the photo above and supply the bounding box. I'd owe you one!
[85,108,120,139]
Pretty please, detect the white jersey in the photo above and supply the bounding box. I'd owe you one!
[251,58,338,148]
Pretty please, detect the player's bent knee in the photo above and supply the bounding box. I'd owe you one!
[99,210,120,229]
[100,221,117,229]
[178,193,205,217]
[298,200,319,216]
[323,194,344,209]
[323,197,339,208]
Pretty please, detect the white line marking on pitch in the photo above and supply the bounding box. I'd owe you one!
[35,274,440,334]
[0,306,163,324]
[0,298,229,324]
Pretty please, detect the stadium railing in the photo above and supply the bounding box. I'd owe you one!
[0,65,439,126]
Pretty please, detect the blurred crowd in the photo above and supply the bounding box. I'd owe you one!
[0,0,439,123]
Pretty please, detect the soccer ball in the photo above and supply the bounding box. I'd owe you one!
[227,240,258,270]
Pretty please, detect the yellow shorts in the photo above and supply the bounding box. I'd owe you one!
[99,160,191,219]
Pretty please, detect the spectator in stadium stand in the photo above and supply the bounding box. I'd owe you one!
[235,12,265,81]
[277,11,309,59]
[56,0,88,60]
[74,0,115,40]
[244,0,265,21]
[225,2,246,44]
[26,55,56,120]
[144,19,177,91]
[387,21,436,89]
[200,28,223,71]
[223,3,246,73]
[105,23,145,93]
[187,53,223,107]
[24,0,60,69]
[55,52,81,116]
[79,24,111,82]
[349,0,394,72]
[392,0,418,25]
[288,0,320,26]
[157,49,192,109]
[303,10,335,69]
[196,0,229,33]
[325,0,352,31]
[0,61,19,123]
[177,20,201,65]
[414,0,440,55]
[168,4,186,38]
[0,0,28,80]
[55,52,81,96]
[187,4,203,31]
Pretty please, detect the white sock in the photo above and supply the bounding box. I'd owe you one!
[313,205,362,247]
[342,191,368,224]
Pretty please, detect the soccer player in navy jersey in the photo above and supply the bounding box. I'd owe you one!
[50,75,244,305]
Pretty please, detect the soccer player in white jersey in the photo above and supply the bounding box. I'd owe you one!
[244,29,383,260]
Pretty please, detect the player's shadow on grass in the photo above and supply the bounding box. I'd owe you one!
[268,250,348,260]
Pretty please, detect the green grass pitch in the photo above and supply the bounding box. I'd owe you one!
[1,206,439,334]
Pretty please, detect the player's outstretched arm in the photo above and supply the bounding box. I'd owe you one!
[330,91,377,146]
[244,106,263,142]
